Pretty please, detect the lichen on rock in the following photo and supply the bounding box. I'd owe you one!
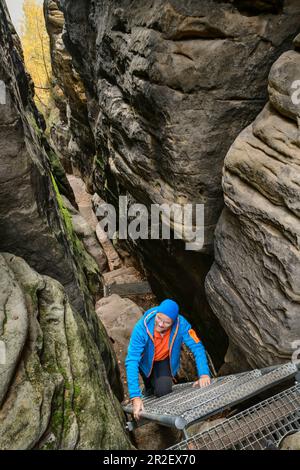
[0,253,132,450]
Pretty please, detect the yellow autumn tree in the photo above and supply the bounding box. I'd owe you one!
[20,0,52,115]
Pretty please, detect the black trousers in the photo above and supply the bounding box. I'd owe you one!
[139,358,173,397]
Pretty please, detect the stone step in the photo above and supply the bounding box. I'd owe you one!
[102,266,142,284]
[104,281,152,297]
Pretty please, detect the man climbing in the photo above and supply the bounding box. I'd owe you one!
[125,298,211,421]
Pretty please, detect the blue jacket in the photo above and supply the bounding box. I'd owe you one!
[125,307,210,399]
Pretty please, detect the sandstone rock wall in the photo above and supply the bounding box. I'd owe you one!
[44,0,95,179]
[56,0,300,365]
[0,1,130,448]
[0,253,131,449]
[60,0,300,250]
[0,0,98,317]
[206,35,300,368]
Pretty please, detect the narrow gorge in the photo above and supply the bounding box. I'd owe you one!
[0,0,300,450]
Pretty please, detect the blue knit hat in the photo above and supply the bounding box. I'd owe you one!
[157,299,179,323]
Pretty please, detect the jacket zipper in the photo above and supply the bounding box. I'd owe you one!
[144,312,156,378]
[169,318,179,378]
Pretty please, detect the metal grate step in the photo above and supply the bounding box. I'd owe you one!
[123,363,298,429]
[182,362,297,424]
[142,375,238,407]
[143,370,262,416]
[168,383,300,450]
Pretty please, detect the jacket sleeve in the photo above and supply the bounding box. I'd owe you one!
[182,318,210,378]
[125,318,147,399]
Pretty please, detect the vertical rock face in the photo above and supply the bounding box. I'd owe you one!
[206,35,300,368]
[0,1,130,448]
[0,253,131,449]
[56,0,300,364]
[44,0,95,179]
[0,0,96,316]
[60,0,300,250]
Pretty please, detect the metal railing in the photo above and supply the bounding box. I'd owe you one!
[168,383,300,450]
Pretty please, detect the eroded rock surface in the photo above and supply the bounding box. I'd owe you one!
[44,0,95,178]
[0,2,131,449]
[55,0,300,365]
[280,431,300,450]
[59,0,300,251]
[206,36,300,368]
[0,253,131,450]
[0,0,99,315]
[96,294,144,393]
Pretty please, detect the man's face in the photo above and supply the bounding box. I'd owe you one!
[154,312,173,333]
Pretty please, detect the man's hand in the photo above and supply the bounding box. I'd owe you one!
[193,375,211,388]
[132,397,144,421]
